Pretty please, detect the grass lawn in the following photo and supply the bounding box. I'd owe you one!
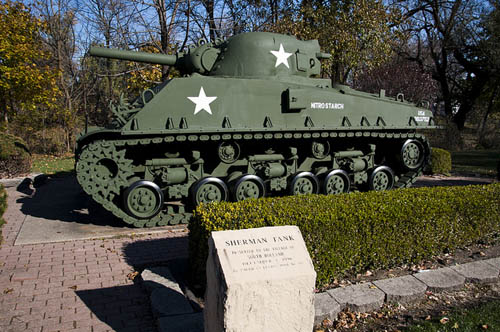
[406,299,500,331]
[451,150,499,177]
[31,153,75,176]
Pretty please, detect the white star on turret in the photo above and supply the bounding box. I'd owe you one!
[270,43,293,68]
[187,87,217,115]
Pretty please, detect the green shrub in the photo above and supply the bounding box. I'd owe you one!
[430,147,452,175]
[189,184,500,289]
[26,127,69,155]
[0,132,32,178]
[0,184,7,244]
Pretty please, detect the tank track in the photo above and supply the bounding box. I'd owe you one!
[76,130,430,228]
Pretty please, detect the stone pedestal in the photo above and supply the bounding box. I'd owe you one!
[204,226,316,332]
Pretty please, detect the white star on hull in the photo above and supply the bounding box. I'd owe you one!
[270,43,293,68]
[188,87,217,115]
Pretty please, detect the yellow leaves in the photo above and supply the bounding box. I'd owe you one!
[0,0,60,125]
[273,0,396,82]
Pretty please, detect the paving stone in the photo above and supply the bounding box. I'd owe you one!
[150,287,194,317]
[157,312,204,332]
[326,283,385,313]
[314,292,342,326]
[373,275,427,304]
[142,267,183,294]
[413,267,465,292]
[483,257,500,271]
[451,260,500,283]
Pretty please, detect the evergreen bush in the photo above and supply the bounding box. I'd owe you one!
[189,183,500,289]
[0,132,32,178]
[430,147,452,175]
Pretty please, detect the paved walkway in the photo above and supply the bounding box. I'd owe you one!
[0,174,497,331]
[0,182,189,332]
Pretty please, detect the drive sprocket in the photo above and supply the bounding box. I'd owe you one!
[76,141,134,199]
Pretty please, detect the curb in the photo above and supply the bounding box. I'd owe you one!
[0,173,45,188]
[314,257,500,325]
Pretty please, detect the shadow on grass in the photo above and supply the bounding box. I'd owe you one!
[451,150,500,177]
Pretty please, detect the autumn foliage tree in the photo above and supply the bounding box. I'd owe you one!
[274,0,400,84]
[0,0,59,132]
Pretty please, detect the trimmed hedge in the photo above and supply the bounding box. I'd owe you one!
[0,132,32,178]
[189,183,500,289]
[0,184,7,244]
[430,148,452,175]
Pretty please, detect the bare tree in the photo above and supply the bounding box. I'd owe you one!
[395,0,493,129]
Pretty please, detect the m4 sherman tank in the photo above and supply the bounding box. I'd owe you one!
[76,31,437,227]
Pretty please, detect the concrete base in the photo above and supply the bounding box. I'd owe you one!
[10,176,185,245]
[142,267,183,293]
[151,288,194,317]
[157,313,204,332]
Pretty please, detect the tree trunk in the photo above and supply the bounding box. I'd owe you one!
[478,83,499,141]
[202,0,217,41]
[1,95,8,132]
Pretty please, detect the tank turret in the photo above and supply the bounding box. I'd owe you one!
[90,32,331,78]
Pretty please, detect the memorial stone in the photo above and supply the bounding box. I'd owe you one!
[204,226,316,332]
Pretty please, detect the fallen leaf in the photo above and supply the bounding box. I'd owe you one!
[127,271,139,281]
[3,288,13,294]
[68,285,77,290]
[452,323,459,329]
[321,317,333,327]
[440,317,449,324]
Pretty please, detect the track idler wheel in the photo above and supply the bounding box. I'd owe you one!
[368,166,395,191]
[289,172,319,195]
[322,169,350,195]
[231,175,266,201]
[400,139,425,170]
[123,180,164,219]
[192,177,229,205]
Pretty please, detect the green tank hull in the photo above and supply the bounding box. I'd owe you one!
[76,32,437,227]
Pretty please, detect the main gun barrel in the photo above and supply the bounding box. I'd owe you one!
[89,46,179,66]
